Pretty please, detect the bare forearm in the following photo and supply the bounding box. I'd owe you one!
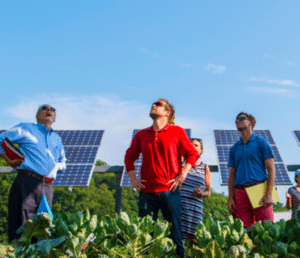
[181,163,192,176]
[200,188,211,197]
[127,170,137,181]
[228,168,235,199]
[286,197,292,209]
[265,159,275,196]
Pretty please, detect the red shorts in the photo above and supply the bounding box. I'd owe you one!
[234,188,274,228]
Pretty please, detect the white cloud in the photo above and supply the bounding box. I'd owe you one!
[245,87,296,96]
[206,63,226,74]
[152,53,159,59]
[3,94,230,166]
[250,77,299,87]
[262,54,295,66]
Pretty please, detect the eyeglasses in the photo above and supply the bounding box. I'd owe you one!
[236,116,247,122]
[41,105,56,112]
[152,101,168,109]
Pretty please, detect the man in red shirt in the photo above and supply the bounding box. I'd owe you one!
[124,98,199,258]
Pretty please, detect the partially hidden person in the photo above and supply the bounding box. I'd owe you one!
[286,169,300,219]
[181,138,211,240]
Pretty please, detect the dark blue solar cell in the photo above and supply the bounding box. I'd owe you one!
[55,130,104,146]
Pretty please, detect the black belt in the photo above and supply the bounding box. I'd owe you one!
[235,180,266,190]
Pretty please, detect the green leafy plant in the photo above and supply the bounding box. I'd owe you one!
[186,214,253,258]
[85,212,177,258]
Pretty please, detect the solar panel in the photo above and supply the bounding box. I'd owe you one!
[292,130,300,147]
[214,130,291,185]
[53,130,104,187]
[121,128,192,187]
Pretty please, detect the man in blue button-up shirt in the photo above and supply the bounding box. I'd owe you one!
[227,112,275,229]
[0,104,66,242]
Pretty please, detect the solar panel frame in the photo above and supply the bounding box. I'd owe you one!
[214,129,291,186]
[121,128,192,187]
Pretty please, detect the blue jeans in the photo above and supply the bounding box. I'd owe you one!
[138,189,184,258]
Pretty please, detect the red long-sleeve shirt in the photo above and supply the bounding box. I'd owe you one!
[124,124,199,193]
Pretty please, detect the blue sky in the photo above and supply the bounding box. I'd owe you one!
[1,0,300,203]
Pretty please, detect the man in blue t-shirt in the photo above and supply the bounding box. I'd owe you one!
[227,112,275,229]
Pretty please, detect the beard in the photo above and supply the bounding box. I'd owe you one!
[149,111,159,120]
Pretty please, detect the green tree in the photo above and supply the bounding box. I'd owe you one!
[0,173,17,243]
[95,160,109,166]
[203,190,229,221]
[273,202,287,212]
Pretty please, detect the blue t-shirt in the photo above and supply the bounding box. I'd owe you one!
[228,133,274,186]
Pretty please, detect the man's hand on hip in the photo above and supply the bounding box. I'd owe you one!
[168,173,187,192]
[128,170,146,191]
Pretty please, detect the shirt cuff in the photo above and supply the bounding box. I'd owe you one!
[0,146,5,155]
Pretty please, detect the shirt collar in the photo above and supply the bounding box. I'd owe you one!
[37,122,53,134]
[238,133,256,144]
[148,123,170,133]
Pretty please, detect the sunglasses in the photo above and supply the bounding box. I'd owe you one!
[41,106,56,112]
[152,101,168,109]
[236,116,247,122]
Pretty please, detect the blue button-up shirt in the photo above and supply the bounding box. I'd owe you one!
[0,122,66,179]
[228,133,274,186]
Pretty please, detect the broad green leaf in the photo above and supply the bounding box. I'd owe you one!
[140,232,152,247]
[271,241,288,257]
[287,241,298,255]
[153,220,170,239]
[205,214,214,233]
[89,214,98,232]
[227,230,240,246]
[254,221,265,237]
[139,215,154,234]
[102,216,114,234]
[195,223,212,246]
[115,212,130,233]
[68,223,78,234]
[71,236,79,250]
[83,209,90,221]
[228,215,234,225]
[295,210,300,225]
[233,219,244,237]
[128,224,141,241]
[34,236,66,254]
[238,233,253,255]
[56,220,69,236]
[262,231,273,246]
[204,240,224,258]
[148,237,175,256]
[16,213,53,243]
[276,219,286,233]
[215,229,227,248]
[75,211,84,226]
